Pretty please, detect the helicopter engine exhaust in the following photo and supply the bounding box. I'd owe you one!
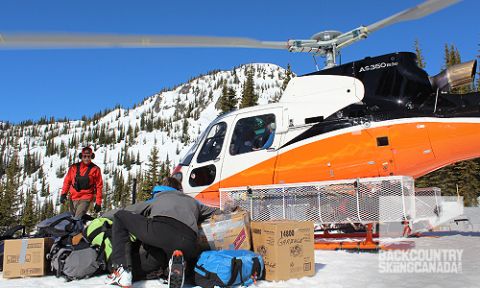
[429,60,477,92]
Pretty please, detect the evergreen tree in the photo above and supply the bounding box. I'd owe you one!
[113,169,126,208]
[59,141,67,158]
[56,164,66,178]
[124,146,132,170]
[181,118,190,143]
[23,146,33,176]
[47,198,56,219]
[103,182,113,211]
[240,67,258,108]
[21,191,36,234]
[38,166,44,178]
[0,150,20,228]
[123,174,133,206]
[414,39,426,69]
[136,151,141,165]
[142,146,160,198]
[162,154,171,179]
[40,177,48,197]
[454,160,480,206]
[281,64,293,91]
[0,146,5,179]
[219,81,238,114]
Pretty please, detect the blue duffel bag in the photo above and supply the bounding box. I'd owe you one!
[194,250,264,287]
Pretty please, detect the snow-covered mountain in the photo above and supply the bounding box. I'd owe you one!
[0,63,289,214]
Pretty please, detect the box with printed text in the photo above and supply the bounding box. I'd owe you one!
[2,238,53,279]
[251,220,315,281]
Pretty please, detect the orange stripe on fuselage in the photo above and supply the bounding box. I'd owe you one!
[195,121,480,205]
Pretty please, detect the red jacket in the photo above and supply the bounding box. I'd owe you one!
[61,162,103,205]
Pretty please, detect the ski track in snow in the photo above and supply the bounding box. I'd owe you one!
[1,234,479,288]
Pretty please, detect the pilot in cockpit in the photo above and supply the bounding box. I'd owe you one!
[253,122,276,151]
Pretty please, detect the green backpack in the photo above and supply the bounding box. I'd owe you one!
[85,218,113,265]
[85,217,137,270]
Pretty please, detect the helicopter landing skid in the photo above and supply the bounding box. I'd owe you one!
[314,223,415,251]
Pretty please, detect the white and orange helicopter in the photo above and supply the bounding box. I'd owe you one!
[2,0,477,206]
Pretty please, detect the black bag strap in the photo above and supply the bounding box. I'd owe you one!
[75,163,81,178]
[195,263,212,278]
[226,258,243,286]
[88,221,112,263]
[75,162,95,177]
[86,228,100,243]
[81,214,95,222]
[251,257,263,280]
[0,225,26,240]
[72,163,81,191]
[96,242,107,263]
[86,221,110,243]
[85,163,95,177]
[56,250,71,278]
[73,163,95,190]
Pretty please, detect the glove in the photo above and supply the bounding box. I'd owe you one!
[94,204,102,213]
[223,204,239,214]
[60,194,67,204]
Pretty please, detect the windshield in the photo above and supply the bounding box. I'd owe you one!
[178,125,209,166]
[179,113,232,166]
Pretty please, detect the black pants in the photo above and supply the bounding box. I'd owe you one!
[111,210,198,270]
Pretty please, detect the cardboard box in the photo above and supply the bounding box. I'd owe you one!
[251,220,315,281]
[2,238,53,279]
[198,210,251,251]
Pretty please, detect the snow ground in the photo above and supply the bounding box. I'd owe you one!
[1,232,479,288]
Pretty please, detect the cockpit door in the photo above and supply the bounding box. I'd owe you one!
[184,117,233,205]
[219,108,283,189]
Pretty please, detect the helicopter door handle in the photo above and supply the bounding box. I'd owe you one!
[214,157,221,162]
[266,147,276,152]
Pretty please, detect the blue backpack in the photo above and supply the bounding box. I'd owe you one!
[194,250,264,287]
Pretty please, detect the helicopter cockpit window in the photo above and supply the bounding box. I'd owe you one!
[179,127,208,166]
[230,114,276,155]
[197,122,227,163]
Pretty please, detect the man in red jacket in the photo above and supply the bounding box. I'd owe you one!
[60,146,103,217]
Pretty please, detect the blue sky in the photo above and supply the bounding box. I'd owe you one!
[0,0,478,123]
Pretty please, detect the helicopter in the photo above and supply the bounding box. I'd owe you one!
[1,0,478,206]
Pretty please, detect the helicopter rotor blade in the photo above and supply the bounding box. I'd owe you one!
[0,33,287,50]
[366,0,460,33]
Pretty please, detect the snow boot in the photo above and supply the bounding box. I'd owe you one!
[168,250,185,288]
[105,265,133,288]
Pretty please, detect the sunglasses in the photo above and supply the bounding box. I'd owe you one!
[82,155,92,159]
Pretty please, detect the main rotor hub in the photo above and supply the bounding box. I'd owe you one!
[310,30,342,42]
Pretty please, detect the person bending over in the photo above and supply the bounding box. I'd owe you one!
[105,177,219,288]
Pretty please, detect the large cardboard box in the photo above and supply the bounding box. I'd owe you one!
[2,238,53,279]
[198,210,251,251]
[251,220,315,281]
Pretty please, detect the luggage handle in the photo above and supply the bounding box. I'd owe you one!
[226,258,243,286]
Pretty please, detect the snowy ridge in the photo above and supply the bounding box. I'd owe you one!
[0,63,288,211]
